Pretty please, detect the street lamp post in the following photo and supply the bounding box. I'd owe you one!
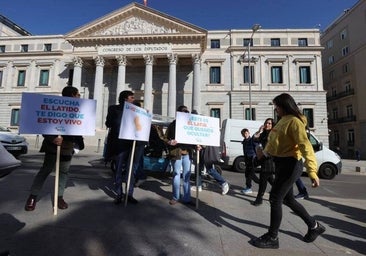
[247,24,261,120]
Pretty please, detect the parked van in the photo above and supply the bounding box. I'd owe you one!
[220,118,342,180]
[220,119,262,172]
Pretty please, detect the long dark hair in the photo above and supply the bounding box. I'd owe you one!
[272,93,303,121]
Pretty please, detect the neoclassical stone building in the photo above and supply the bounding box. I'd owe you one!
[0,3,329,146]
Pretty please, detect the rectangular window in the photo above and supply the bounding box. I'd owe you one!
[303,108,314,128]
[342,63,349,73]
[342,46,349,56]
[0,70,3,87]
[346,105,353,117]
[245,108,256,120]
[210,108,221,118]
[332,108,338,120]
[271,66,283,83]
[327,40,333,49]
[270,38,280,46]
[0,45,5,53]
[243,66,254,83]
[345,81,351,91]
[298,38,308,46]
[11,109,20,126]
[347,129,354,146]
[21,44,28,52]
[210,39,220,48]
[44,44,52,51]
[329,70,335,80]
[39,70,49,86]
[331,88,337,97]
[209,67,221,84]
[299,66,311,84]
[243,38,253,47]
[17,70,26,86]
[340,29,347,40]
[328,56,334,64]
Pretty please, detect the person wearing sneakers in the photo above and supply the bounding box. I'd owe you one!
[24,86,84,211]
[294,177,309,199]
[164,106,197,206]
[241,128,259,194]
[191,145,229,195]
[252,93,325,249]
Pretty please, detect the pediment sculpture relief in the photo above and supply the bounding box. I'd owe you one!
[93,17,178,36]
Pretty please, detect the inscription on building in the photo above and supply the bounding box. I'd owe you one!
[98,44,172,55]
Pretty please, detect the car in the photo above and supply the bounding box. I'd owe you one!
[0,143,21,178]
[0,126,28,157]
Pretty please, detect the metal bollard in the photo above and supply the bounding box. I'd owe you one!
[35,134,40,149]
[96,138,101,153]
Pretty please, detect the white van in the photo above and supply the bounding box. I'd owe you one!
[220,118,342,180]
[220,119,263,172]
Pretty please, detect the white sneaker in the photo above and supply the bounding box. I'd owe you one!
[222,182,229,195]
[191,186,202,192]
[241,187,253,194]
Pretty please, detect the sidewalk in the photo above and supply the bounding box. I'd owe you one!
[0,150,365,256]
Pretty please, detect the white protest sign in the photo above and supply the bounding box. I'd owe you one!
[119,102,152,141]
[175,112,220,146]
[19,92,96,136]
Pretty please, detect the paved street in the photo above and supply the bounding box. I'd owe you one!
[0,147,365,256]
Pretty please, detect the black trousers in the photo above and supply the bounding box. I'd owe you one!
[268,157,316,238]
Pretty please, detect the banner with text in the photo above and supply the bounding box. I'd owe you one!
[119,102,152,142]
[19,92,96,135]
[175,112,220,146]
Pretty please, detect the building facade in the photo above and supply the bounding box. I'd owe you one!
[321,0,366,159]
[0,3,329,146]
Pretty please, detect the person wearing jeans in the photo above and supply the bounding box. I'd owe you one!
[192,146,229,195]
[171,154,192,203]
[164,105,196,205]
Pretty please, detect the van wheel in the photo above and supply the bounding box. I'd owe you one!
[233,156,246,173]
[318,163,337,179]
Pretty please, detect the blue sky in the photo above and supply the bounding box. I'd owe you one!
[1,0,359,35]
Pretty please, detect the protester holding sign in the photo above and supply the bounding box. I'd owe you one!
[105,90,138,204]
[25,86,84,211]
[164,106,197,206]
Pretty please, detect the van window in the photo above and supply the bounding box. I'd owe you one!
[309,134,321,152]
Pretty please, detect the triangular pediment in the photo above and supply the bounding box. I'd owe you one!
[66,3,206,38]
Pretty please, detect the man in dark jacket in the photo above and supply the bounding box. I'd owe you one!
[25,86,84,211]
[105,90,138,204]
[241,128,259,194]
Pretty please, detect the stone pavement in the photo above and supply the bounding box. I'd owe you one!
[0,148,365,256]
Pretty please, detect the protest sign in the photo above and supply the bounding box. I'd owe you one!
[19,92,96,136]
[119,102,152,142]
[175,112,220,146]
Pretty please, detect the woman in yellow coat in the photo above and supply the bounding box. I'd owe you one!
[252,93,325,249]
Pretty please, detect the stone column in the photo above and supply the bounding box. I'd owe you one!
[72,57,83,90]
[192,54,201,113]
[167,53,177,117]
[143,55,154,112]
[116,55,127,104]
[5,61,13,90]
[28,60,36,91]
[93,56,105,129]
